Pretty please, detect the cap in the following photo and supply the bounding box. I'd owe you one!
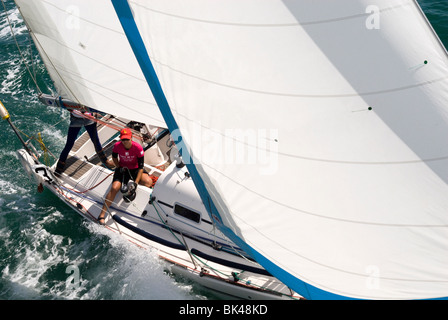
[120,128,132,140]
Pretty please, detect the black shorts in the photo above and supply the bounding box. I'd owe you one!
[113,167,147,185]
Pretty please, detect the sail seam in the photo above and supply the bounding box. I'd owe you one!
[151,56,448,98]
[173,112,448,166]
[37,25,447,100]
[247,228,448,289]
[48,61,158,106]
[202,162,448,228]
[130,1,411,27]
[27,23,146,83]
[57,75,164,123]
[270,152,448,165]
[28,34,81,104]
[39,0,122,35]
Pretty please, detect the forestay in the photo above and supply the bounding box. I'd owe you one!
[122,0,448,299]
[14,0,165,127]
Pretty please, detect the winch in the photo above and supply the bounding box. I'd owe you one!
[121,180,137,202]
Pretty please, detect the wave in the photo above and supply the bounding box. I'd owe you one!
[0,6,26,41]
[87,224,198,300]
[0,158,201,300]
[0,57,23,95]
[0,209,200,299]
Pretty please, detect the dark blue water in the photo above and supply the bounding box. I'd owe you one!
[0,0,446,300]
[0,0,212,300]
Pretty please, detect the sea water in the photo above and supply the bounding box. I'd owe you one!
[0,0,214,300]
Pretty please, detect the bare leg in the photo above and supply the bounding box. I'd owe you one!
[139,173,153,188]
[98,180,121,224]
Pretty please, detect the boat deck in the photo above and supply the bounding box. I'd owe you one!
[63,156,94,180]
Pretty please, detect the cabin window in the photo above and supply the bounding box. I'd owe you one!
[174,204,200,223]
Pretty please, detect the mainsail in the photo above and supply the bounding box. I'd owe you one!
[113,0,448,300]
[16,0,448,299]
[14,0,165,127]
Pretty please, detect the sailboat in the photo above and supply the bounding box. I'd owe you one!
[3,0,448,300]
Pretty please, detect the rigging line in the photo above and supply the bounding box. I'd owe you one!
[1,0,42,94]
[79,112,147,143]
[57,187,96,222]
[56,183,116,230]
[52,63,156,106]
[152,202,256,282]
[101,196,122,234]
[25,117,65,160]
[179,232,198,269]
[50,69,163,123]
[15,125,58,160]
[82,161,113,186]
[150,200,233,273]
[150,200,210,269]
[27,27,38,88]
[206,197,257,266]
[29,28,149,88]
[154,199,256,268]
[190,253,229,278]
[41,175,96,221]
[65,172,113,194]
[152,203,229,278]
[151,201,188,248]
[14,5,82,106]
[218,232,260,267]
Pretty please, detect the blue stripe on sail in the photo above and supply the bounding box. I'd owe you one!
[111,0,348,300]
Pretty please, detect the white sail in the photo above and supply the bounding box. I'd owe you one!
[118,0,448,299]
[14,0,165,127]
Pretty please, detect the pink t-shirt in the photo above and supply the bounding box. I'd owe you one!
[112,141,144,169]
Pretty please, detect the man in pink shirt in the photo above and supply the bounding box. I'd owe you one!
[98,128,153,225]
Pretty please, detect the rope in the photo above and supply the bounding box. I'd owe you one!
[37,132,50,166]
[79,112,157,144]
[152,203,233,278]
[53,161,291,296]
[150,200,241,278]
[13,3,83,104]
[64,171,113,194]
[151,201,186,247]
[55,174,121,233]
[150,199,287,294]
[14,125,57,160]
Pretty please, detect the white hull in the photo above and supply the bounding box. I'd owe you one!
[16,115,301,300]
